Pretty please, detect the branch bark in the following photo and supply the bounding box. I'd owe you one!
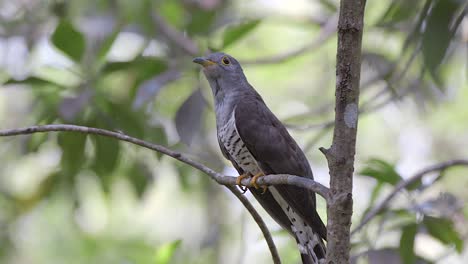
[352,159,468,235]
[321,0,366,263]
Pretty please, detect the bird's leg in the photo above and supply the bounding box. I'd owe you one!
[250,172,267,194]
[236,173,249,193]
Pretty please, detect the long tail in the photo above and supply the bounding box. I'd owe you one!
[267,187,327,263]
[296,228,326,264]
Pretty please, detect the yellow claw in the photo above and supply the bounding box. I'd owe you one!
[250,172,267,194]
[236,173,249,193]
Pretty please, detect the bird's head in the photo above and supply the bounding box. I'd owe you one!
[193,52,245,82]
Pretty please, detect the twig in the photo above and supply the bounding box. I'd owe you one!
[322,0,367,263]
[0,124,332,264]
[219,174,329,199]
[351,159,468,235]
[0,125,329,198]
[0,124,280,263]
[236,209,247,264]
[241,14,338,65]
[150,12,198,56]
[286,35,422,132]
[401,0,432,52]
[227,185,282,264]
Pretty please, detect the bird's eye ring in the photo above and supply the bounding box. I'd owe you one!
[221,56,230,65]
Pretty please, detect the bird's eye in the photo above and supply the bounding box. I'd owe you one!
[221,56,230,65]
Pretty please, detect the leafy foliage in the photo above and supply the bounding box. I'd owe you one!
[360,158,402,185]
[58,132,87,177]
[222,20,261,49]
[421,0,462,79]
[52,20,86,62]
[400,223,418,264]
[423,216,464,253]
[154,240,181,264]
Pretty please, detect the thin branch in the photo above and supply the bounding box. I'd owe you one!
[0,125,329,199]
[241,14,338,65]
[0,124,332,264]
[227,185,281,264]
[401,0,432,52]
[236,209,248,264]
[352,159,468,235]
[286,36,423,132]
[0,124,280,263]
[219,174,329,199]
[151,12,198,56]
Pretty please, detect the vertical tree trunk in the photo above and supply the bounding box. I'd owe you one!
[321,0,367,263]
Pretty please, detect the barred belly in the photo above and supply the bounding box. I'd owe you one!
[218,111,261,175]
[219,111,323,263]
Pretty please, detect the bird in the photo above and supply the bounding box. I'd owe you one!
[193,52,327,264]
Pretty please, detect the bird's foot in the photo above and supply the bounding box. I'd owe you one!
[250,172,267,194]
[236,173,249,193]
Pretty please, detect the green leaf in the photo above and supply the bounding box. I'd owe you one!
[422,0,461,79]
[146,126,168,159]
[174,161,204,192]
[423,216,463,253]
[26,132,49,152]
[3,76,56,87]
[186,9,216,35]
[96,28,121,65]
[103,57,168,82]
[369,182,384,205]
[92,136,120,176]
[154,240,181,264]
[127,162,151,197]
[400,223,418,264]
[377,1,419,26]
[159,0,184,28]
[108,103,145,139]
[119,0,152,32]
[37,171,62,199]
[222,20,261,49]
[51,20,86,62]
[359,158,402,185]
[58,132,87,176]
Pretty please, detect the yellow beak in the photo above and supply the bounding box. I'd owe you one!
[193,57,216,67]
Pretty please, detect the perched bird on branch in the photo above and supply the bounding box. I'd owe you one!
[194,52,326,264]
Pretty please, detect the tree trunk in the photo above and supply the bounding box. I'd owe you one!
[321,0,367,263]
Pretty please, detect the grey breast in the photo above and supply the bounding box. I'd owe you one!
[218,110,262,175]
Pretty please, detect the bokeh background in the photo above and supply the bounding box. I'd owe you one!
[0,0,467,263]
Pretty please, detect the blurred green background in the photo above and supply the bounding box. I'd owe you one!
[0,0,467,263]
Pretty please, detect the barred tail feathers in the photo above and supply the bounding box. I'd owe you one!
[295,226,326,264]
[268,187,326,264]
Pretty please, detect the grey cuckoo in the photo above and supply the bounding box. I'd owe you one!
[193,52,326,264]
